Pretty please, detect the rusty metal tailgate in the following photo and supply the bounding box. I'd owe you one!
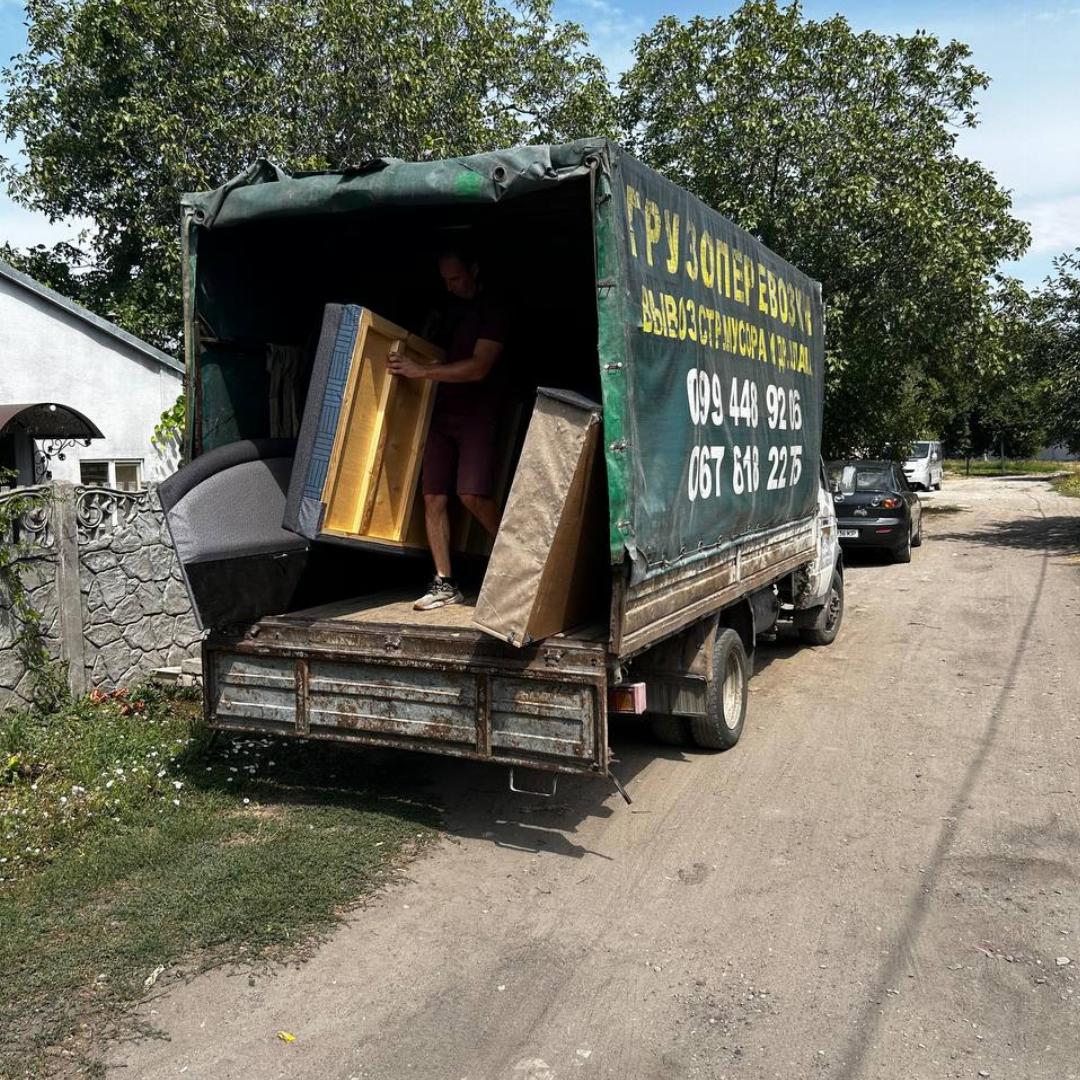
[203,602,609,776]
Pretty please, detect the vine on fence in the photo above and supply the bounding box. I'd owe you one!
[0,471,69,713]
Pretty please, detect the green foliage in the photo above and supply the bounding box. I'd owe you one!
[942,278,1050,458]
[1,0,616,352]
[0,681,438,1072]
[152,394,186,453]
[618,0,1029,456]
[1033,249,1080,454]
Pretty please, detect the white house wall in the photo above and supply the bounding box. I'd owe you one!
[0,277,183,484]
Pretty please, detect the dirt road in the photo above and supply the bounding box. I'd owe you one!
[111,475,1080,1080]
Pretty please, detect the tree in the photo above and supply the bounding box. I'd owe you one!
[1035,250,1080,454]
[961,279,1049,460]
[618,0,1029,457]
[2,0,616,352]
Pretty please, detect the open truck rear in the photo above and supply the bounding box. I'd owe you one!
[160,139,841,795]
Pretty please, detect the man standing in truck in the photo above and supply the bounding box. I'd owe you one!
[386,247,507,610]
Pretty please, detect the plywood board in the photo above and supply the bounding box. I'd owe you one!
[473,389,608,647]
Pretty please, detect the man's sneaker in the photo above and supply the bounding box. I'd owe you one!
[413,575,464,611]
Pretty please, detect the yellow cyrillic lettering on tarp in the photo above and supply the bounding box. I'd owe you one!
[699,304,712,348]
[625,185,641,259]
[785,282,797,327]
[644,200,662,267]
[767,270,779,320]
[717,240,731,299]
[757,326,768,363]
[686,298,697,342]
[725,314,739,356]
[677,296,688,341]
[758,262,769,315]
[664,293,679,339]
[664,210,680,274]
[742,256,755,308]
[700,230,715,289]
[684,220,699,281]
[640,285,652,333]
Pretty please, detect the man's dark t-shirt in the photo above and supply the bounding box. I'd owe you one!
[432,290,508,419]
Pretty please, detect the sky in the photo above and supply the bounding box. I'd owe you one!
[1,1,1078,287]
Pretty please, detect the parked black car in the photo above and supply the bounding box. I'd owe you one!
[826,460,923,563]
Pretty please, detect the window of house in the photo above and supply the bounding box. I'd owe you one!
[114,462,141,491]
[79,461,110,487]
[79,460,143,490]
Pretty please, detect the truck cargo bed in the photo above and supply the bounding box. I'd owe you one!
[203,591,611,776]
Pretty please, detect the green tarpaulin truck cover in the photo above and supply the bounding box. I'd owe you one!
[183,139,825,589]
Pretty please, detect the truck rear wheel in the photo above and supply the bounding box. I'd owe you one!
[689,628,748,750]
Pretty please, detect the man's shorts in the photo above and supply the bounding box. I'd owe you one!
[422,413,497,497]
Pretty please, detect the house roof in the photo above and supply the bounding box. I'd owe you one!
[0,257,184,375]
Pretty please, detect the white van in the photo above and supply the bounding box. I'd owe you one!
[904,440,943,491]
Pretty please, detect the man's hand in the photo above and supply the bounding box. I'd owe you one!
[386,352,428,380]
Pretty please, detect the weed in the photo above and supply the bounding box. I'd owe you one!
[944,458,1080,478]
[1052,473,1080,499]
[0,683,439,1075]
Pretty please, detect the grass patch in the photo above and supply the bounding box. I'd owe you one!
[0,683,439,1075]
[1052,472,1080,499]
[944,458,1080,477]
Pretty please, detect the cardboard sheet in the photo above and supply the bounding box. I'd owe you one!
[473,389,607,647]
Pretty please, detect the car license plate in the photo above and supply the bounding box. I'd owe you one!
[839,529,859,539]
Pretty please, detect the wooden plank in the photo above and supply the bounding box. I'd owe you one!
[366,338,437,541]
[319,311,442,545]
[357,343,398,534]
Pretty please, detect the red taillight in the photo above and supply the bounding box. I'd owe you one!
[880,497,901,509]
[609,683,647,715]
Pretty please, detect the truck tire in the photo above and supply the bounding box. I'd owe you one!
[648,714,691,746]
[689,628,748,750]
[797,569,844,646]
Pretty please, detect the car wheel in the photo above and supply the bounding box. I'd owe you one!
[912,513,923,547]
[798,569,844,646]
[893,524,913,563]
[689,628,748,750]
[648,714,691,746]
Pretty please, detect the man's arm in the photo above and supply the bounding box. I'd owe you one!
[387,338,503,383]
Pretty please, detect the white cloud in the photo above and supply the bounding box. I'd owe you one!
[1015,193,1080,256]
[0,195,90,252]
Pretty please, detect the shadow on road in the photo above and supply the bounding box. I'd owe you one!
[933,514,1080,557]
[833,504,1052,1080]
[836,547,897,567]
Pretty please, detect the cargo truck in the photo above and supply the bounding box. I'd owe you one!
[160,139,843,797]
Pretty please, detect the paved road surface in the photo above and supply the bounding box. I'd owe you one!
[112,475,1080,1080]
